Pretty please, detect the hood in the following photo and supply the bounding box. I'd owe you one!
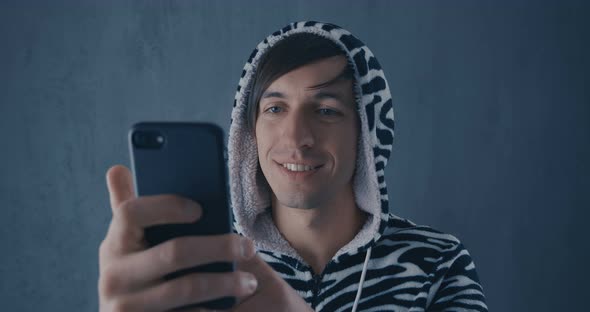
[228,21,395,259]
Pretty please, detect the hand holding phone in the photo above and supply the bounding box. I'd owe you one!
[98,123,257,312]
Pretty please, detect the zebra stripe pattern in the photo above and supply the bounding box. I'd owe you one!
[258,215,488,311]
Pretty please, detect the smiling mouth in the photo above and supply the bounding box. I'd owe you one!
[277,162,324,172]
[282,163,313,172]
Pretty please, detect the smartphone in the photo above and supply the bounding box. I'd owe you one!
[128,122,235,310]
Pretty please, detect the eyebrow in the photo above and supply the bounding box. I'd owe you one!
[262,90,343,100]
[313,91,345,103]
[261,91,285,99]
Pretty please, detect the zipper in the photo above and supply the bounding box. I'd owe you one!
[311,270,326,309]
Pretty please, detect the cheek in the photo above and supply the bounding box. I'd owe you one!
[255,123,272,163]
[322,123,358,167]
[343,136,358,168]
[339,123,359,170]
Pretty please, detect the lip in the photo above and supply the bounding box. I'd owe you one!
[274,160,323,180]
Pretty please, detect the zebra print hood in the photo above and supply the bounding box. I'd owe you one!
[228,21,395,260]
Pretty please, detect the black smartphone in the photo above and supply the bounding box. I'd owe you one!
[128,122,235,310]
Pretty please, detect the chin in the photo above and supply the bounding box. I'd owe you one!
[275,191,324,210]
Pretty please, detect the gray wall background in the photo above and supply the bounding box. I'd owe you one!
[1,1,589,311]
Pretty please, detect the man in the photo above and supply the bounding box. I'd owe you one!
[99,21,488,311]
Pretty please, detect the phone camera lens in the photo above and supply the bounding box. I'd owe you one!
[135,133,146,144]
[133,131,165,149]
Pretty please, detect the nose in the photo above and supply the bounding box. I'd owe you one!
[280,108,315,150]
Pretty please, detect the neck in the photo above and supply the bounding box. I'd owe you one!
[271,185,367,275]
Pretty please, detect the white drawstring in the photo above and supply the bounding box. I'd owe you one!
[351,247,372,312]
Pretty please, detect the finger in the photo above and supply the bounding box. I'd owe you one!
[236,254,275,284]
[178,308,229,312]
[231,293,267,312]
[117,271,257,312]
[102,194,203,255]
[114,194,203,229]
[104,234,255,293]
[101,165,141,260]
[106,165,136,211]
[171,306,232,312]
[107,165,202,228]
[233,255,278,304]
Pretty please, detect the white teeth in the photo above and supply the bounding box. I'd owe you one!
[282,163,314,172]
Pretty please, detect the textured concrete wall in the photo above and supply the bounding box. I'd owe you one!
[1,1,588,311]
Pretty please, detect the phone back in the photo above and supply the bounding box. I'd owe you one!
[129,122,234,310]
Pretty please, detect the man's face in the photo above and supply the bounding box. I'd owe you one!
[255,55,358,209]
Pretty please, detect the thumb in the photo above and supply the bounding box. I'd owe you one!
[106,165,136,212]
[237,254,276,284]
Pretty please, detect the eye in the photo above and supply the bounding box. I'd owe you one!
[317,108,340,116]
[264,106,283,114]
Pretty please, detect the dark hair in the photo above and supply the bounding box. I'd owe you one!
[246,33,355,132]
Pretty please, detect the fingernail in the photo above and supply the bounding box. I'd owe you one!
[186,200,202,220]
[240,237,255,259]
[242,274,258,294]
